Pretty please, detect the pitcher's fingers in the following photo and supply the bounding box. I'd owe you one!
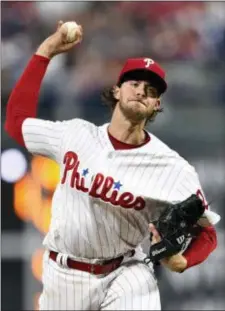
[77,27,83,39]
[78,25,83,35]
[149,223,157,233]
[149,223,161,242]
[75,32,83,44]
[151,236,158,244]
[57,20,64,31]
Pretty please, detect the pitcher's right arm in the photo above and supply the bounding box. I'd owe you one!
[4,21,82,160]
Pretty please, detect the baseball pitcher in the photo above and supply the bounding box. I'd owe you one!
[5,21,220,310]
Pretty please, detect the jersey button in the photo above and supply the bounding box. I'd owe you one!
[108,152,113,159]
[54,229,60,237]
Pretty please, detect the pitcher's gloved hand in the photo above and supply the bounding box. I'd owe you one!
[147,194,204,263]
[149,223,189,272]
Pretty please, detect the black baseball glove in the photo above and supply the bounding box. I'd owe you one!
[146,194,205,263]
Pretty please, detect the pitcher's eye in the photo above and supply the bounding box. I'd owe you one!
[130,81,139,87]
[145,86,158,98]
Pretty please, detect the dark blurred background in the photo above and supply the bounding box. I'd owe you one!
[1,1,225,310]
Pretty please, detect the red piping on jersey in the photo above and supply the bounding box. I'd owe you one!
[4,54,50,146]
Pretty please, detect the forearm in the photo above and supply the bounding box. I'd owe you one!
[4,55,50,145]
[159,226,217,273]
[183,226,217,269]
[160,253,187,273]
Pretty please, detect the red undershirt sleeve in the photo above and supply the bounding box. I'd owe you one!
[4,54,50,146]
[183,225,217,269]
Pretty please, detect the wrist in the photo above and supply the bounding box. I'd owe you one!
[178,255,188,272]
[36,44,54,60]
[161,254,188,273]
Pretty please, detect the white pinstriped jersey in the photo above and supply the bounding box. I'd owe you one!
[22,117,208,260]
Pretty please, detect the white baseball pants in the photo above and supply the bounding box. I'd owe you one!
[39,250,161,310]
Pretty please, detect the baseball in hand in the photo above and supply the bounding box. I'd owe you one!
[61,21,80,43]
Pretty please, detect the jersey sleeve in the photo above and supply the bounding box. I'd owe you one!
[174,165,208,206]
[172,165,220,226]
[22,118,73,162]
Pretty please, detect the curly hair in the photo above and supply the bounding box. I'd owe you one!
[101,86,163,124]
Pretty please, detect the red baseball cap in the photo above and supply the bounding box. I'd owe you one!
[117,58,167,95]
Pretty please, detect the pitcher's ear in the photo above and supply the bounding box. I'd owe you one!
[154,99,161,111]
[113,86,120,101]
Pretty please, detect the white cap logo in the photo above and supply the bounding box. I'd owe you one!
[144,58,154,68]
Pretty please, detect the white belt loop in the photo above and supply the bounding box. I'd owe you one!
[61,254,69,268]
[56,253,69,268]
[56,253,63,266]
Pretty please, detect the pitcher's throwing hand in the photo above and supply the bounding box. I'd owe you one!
[36,20,83,59]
